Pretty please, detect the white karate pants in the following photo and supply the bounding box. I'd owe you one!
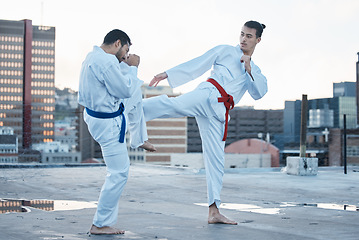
[143,87,225,208]
[84,87,147,227]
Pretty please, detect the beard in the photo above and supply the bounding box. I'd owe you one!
[115,52,123,63]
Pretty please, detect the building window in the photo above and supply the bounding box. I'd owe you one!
[347,146,359,157]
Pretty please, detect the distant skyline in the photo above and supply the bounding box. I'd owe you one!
[1,0,359,110]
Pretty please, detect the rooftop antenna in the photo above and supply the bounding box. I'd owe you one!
[357,52,359,126]
[41,1,44,26]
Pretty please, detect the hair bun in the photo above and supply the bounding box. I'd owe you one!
[261,24,266,29]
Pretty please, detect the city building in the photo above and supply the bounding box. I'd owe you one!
[283,100,302,144]
[284,96,357,144]
[141,85,187,165]
[171,152,272,169]
[54,118,78,150]
[333,81,356,97]
[0,127,18,163]
[54,88,79,150]
[329,128,359,166]
[0,19,56,150]
[283,81,358,166]
[225,138,280,167]
[32,141,81,163]
[309,97,357,129]
[77,105,103,162]
[285,82,358,144]
[187,107,284,153]
[55,87,78,110]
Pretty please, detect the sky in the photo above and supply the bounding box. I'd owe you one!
[1,0,359,110]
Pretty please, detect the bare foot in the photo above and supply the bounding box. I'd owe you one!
[139,141,156,152]
[89,225,125,235]
[208,203,237,225]
[208,212,238,225]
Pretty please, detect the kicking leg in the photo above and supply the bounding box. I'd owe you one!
[124,87,156,151]
[143,88,213,122]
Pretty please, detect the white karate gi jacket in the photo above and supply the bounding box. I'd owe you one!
[166,44,268,122]
[78,46,145,149]
[78,46,143,113]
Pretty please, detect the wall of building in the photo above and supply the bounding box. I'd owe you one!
[0,20,25,146]
[329,128,359,166]
[41,152,81,163]
[142,85,187,165]
[0,155,18,163]
[31,24,56,145]
[77,105,103,162]
[284,100,302,144]
[188,107,284,153]
[225,138,280,167]
[0,127,18,163]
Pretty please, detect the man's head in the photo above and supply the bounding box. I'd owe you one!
[102,29,132,62]
[240,21,266,55]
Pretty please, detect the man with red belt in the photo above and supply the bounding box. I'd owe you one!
[143,20,268,224]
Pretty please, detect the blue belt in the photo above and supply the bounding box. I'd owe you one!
[86,103,126,143]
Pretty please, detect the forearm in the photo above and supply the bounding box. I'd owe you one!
[105,63,143,99]
[247,63,267,99]
[166,46,221,88]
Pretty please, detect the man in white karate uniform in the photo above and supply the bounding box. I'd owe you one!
[78,29,156,235]
[144,21,268,225]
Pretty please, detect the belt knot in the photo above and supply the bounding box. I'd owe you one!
[207,78,234,141]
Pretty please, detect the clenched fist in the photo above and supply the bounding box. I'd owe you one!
[240,55,251,74]
[125,54,140,67]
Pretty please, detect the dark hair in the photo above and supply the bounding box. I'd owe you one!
[103,29,132,46]
[244,21,266,38]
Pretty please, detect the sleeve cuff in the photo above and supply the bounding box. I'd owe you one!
[130,65,138,76]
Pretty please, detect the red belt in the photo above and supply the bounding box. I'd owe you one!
[207,78,234,141]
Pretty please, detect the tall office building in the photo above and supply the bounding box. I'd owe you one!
[333,81,358,128]
[0,19,55,149]
[77,105,103,162]
[283,100,302,144]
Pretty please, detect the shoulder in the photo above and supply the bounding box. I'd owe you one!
[212,44,235,52]
[206,45,239,60]
[89,46,118,67]
[208,45,238,57]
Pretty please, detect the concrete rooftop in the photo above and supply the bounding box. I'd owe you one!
[1,164,359,240]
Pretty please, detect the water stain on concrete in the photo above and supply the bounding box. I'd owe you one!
[195,202,359,215]
[0,199,97,213]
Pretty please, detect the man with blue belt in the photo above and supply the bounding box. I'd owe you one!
[78,29,156,235]
[144,21,268,225]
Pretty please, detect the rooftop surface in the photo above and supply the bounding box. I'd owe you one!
[1,164,359,240]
